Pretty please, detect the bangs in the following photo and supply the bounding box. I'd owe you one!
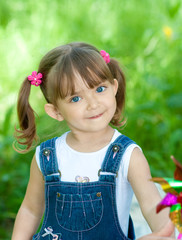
[49,48,113,102]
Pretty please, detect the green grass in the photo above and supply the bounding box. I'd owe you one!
[0,0,182,238]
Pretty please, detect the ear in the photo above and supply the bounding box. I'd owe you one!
[44,103,64,121]
[113,78,118,96]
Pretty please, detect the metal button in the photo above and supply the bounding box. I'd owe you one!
[112,145,120,152]
[96,192,101,197]
[57,192,61,197]
[43,149,50,156]
[98,169,102,176]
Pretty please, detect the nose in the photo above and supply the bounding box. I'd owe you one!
[86,95,99,110]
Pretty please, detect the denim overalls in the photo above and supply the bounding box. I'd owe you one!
[33,135,135,240]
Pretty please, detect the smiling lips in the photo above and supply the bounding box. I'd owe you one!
[88,113,103,119]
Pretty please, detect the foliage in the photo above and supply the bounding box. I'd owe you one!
[0,0,182,238]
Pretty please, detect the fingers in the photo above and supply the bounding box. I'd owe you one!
[137,221,175,240]
[154,221,175,237]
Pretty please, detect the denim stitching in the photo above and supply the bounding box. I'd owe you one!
[69,194,72,218]
[80,181,83,195]
[112,143,123,173]
[40,137,58,178]
[50,138,53,174]
[102,146,113,172]
[61,194,65,211]
[53,139,56,171]
[103,135,135,175]
[108,136,124,173]
[49,183,114,188]
[102,135,123,173]
[50,139,53,173]
[113,139,134,173]
[57,198,101,203]
[80,194,86,218]
[41,149,56,176]
[42,154,47,176]
[55,197,103,233]
[89,194,95,215]
[42,141,47,176]
[38,135,135,239]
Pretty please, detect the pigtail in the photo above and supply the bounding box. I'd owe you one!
[108,59,126,127]
[14,78,37,152]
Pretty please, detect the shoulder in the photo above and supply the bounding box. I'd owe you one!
[38,131,69,149]
[130,147,147,166]
[128,147,151,183]
[112,130,137,146]
[35,131,69,168]
[113,131,142,179]
[113,131,142,155]
[119,142,142,180]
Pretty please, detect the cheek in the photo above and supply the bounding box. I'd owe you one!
[110,99,117,114]
[68,106,83,117]
[108,95,117,107]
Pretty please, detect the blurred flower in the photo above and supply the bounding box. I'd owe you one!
[163,26,173,39]
[100,50,110,63]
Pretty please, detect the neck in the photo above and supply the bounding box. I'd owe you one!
[66,126,115,152]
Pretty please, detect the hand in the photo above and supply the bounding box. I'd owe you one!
[138,221,175,240]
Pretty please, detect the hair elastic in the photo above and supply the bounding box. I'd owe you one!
[28,71,43,86]
[100,50,110,63]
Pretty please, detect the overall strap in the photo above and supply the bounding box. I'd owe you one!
[39,137,60,182]
[99,135,135,182]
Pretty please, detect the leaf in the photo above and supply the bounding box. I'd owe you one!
[2,106,14,136]
[145,75,172,91]
[167,93,182,109]
[170,129,182,144]
[167,1,181,18]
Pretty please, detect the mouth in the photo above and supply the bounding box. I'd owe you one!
[88,113,103,119]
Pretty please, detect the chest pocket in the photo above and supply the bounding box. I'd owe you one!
[55,191,103,232]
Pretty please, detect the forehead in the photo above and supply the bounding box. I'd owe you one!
[60,66,112,98]
[71,73,106,94]
[49,48,114,101]
[62,71,104,96]
[72,73,90,91]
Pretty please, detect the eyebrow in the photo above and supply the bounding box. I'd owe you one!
[67,81,108,98]
[71,90,82,96]
[65,88,84,98]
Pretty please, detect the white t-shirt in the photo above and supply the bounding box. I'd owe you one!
[36,129,141,236]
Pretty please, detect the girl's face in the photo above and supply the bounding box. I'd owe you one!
[45,75,118,135]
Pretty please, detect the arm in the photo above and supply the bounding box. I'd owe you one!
[138,221,175,240]
[11,154,45,240]
[128,148,175,234]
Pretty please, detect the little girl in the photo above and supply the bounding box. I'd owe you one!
[12,42,173,240]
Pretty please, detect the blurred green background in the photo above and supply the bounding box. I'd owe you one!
[0,0,182,238]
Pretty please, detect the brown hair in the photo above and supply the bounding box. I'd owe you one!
[15,42,126,151]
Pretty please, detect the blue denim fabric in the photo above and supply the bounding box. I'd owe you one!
[33,135,136,240]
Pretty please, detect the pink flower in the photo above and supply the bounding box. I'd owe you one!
[100,50,110,64]
[28,71,42,86]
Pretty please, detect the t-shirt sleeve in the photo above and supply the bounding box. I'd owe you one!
[35,138,59,172]
[35,145,41,170]
[120,144,142,181]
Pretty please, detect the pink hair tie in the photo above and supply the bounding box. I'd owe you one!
[100,50,110,64]
[28,71,43,86]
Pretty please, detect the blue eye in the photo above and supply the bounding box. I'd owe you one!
[71,96,81,102]
[96,86,106,93]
